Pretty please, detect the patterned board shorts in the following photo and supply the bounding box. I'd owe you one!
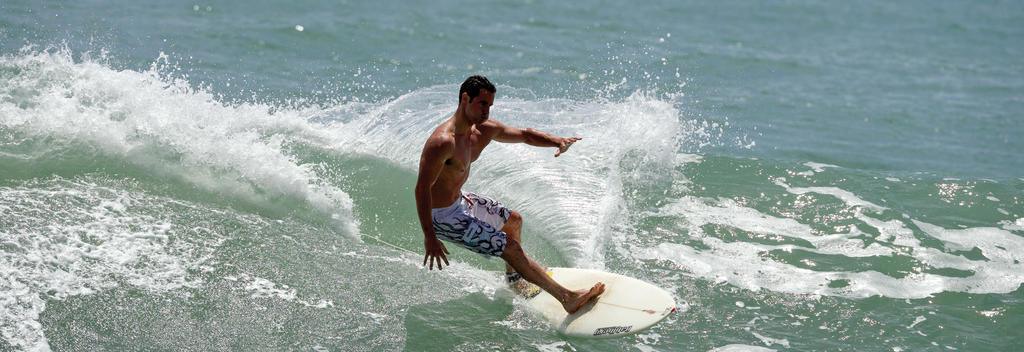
[431,192,511,257]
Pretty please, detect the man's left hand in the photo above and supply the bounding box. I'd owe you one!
[555,137,581,157]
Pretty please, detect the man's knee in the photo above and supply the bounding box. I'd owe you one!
[507,210,522,227]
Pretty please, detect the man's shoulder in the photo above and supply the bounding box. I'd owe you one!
[423,129,455,155]
[479,119,505,128]
[476,119,507,135]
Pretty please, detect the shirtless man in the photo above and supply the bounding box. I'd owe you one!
[415,75,605,314]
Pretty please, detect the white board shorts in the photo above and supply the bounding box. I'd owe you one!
[431,192,510,257]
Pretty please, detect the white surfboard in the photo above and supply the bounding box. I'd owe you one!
[518,267,676,338]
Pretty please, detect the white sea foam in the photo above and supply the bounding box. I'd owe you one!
[638,194,1024,299]
[361,312,388,322]
[534,341,575,352]
[978,309,1002,318]
[709,344,776,352]
[796,162,839,176]
[633,343,660,352]
[804,162,839,172]
[1001,218,1024,232]
[659,197,893,258]
[0,49,358,236]
[0,182,219,351]
[774,179,886,212]
[0,47,368,347]
[913,220,1024,262]
[748,329,790,348]
[907,316,926,329]
[230,273,334,308]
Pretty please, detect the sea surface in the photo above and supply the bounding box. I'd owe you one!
[2,1,1022,351]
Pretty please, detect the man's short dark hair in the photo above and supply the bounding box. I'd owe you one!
[459,75,496,102]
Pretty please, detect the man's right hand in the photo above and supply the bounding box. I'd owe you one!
[423,235,450,270]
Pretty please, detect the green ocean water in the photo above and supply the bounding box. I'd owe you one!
[2,1,1023,351]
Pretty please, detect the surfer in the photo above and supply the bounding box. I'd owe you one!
[415,75,605,314]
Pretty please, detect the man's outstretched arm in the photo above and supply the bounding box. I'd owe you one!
[490,121,581,157]
[414,139,450,270]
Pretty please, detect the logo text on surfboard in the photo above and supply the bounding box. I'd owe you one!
[593,325,633,336]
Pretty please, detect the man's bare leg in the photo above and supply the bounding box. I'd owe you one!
[502,211,523,275]
[501,211,547,296]
[500,237,605,314]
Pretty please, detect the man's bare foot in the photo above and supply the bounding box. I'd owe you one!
[561,282,606,314]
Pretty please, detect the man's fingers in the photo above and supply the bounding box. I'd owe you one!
[424,254,446,270]
[555,137,581,157]
[424,240,449,270]
[426,253,436,270]
[437,252,448,269]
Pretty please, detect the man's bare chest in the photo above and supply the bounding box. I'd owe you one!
[454,132,489,163]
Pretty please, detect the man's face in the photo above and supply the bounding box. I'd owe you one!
[465,89,494,124]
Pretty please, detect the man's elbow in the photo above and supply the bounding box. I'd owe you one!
[414,182,430,200]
